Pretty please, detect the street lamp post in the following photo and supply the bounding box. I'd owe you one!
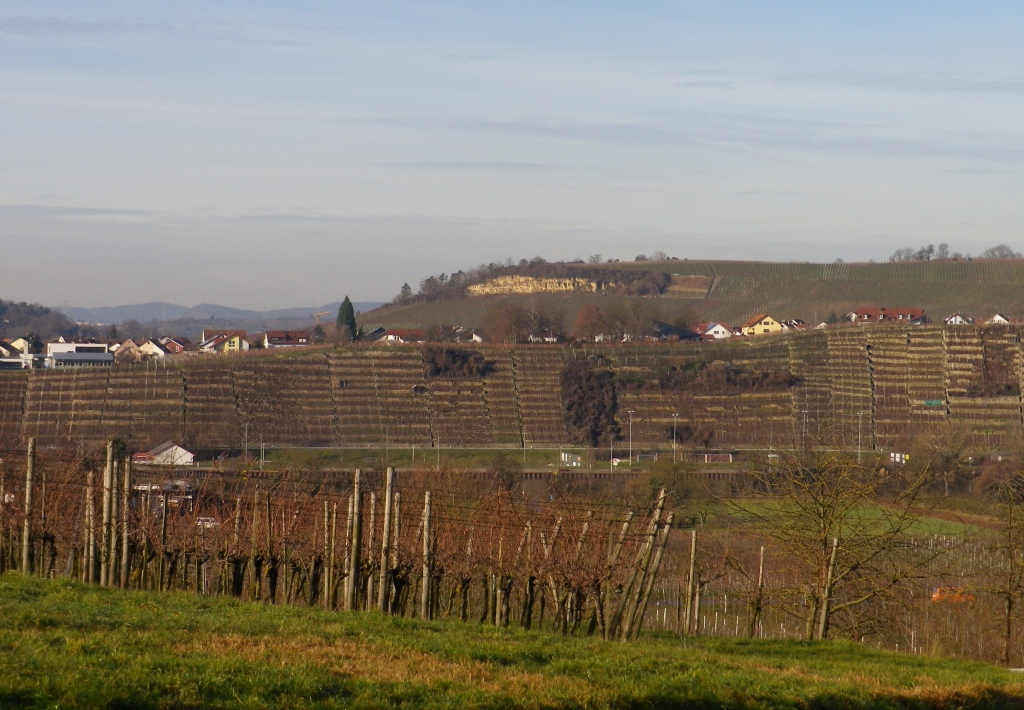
[801,410,809,452]
[628,410,634,466]
[672,413,679,462]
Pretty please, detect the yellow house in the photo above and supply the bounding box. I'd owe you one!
[740,314,783,336]
[9,337,30,353]
[216,335,248,353]
[199,333,250,354]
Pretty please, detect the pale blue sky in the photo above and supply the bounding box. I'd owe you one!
[2,2,1023,307]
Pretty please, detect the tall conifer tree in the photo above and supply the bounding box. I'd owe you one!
[336,296,357,342]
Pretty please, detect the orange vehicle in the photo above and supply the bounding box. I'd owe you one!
[931,587,976,603]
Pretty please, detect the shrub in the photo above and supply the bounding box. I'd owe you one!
[423,346,493,378]
[559,358,619,447]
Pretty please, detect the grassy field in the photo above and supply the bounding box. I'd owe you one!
[262,446,593,470]
[1,575,1022,709]
[363,258,1024,330]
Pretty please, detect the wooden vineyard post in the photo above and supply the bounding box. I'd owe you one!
[140,487,151,590]
[109,459,119,585]
[39,453,47,577]
[366,491,376,610]
[323,500,331,609]
[21,437,35,574]
[86,468,96,584]
[265,492,274,602]
[345,469,362,611]
[378,467,394,612]
[618,489,666,641]
[329,502,337,609]
[602,512,633,640]
[629,512,674,641]
[420,491,431,621]
[817,537,839,640]
[692,580,703,635]
[341,495,352,603]
[231,497,241,596]
[748,545,764,638]
[683,530,697,636]
[390,492,400,613]
[100,440,113,586]
[159,494,168,591]
[249,488,260,601]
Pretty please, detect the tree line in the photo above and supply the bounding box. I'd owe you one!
[889,243,1022,262]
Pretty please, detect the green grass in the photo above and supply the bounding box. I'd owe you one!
[720,497,981,537]
[1,576,1022,708]
[262,446,594,470]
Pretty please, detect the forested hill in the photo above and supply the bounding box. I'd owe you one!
[0,300,77,341]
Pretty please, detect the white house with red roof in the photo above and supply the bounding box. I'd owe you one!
[263,331,311,348]
[696,321,733,340]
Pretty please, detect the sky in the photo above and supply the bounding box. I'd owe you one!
[2,2,1023,309]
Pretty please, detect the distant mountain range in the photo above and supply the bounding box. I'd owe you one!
[60,301,385,325]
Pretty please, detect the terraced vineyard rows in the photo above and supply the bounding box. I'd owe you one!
[183,360,240,450]
[0,372,26,447]
[102,363,184,447]
[512,346,569,445]
[2,327,1024,453]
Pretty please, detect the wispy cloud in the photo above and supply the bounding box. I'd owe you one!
[0,203,157,219]
[0,16,307,47]
[359,109,1024,165]
[670,68,1024,95]
[375,160,568,172]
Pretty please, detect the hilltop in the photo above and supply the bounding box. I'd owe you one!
[362,258,1024,332]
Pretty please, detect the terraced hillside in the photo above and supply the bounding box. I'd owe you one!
[1,326,1024,453]
[364,258,1024,332]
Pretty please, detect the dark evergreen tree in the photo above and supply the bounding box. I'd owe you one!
[336,296,357,342]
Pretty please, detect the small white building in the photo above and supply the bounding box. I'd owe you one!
[45,340,113,368]
[134,441,195,466]
[944,313,974,325]
[139,339,169,359]
[987,314,1012,325]
[455,327,484,343]
[697,322,732,340]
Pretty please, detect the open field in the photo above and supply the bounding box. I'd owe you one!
[364,258,1024,330]
[0,575,1022,709]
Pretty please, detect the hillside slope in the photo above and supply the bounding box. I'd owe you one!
[1,576,1020,709]
[3,326,1024,454]
[363,259,1024,330]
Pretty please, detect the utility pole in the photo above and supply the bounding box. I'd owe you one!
[801,410,808,452]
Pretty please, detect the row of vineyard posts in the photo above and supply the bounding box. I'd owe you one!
[1,438,693,641]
